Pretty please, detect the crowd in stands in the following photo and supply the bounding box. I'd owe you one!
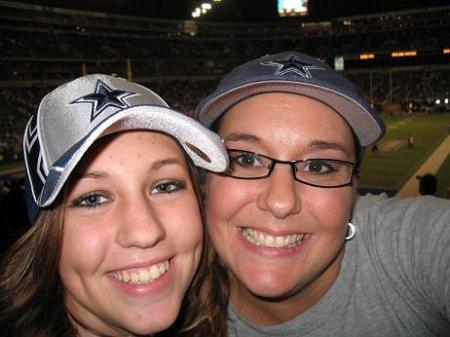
[347,68,450,112]
[1,24,448,63]
[0,87,46,162]
[0,1,449,251]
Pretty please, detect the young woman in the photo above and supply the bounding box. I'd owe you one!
[194,51,450,336]
[0,74,228,337]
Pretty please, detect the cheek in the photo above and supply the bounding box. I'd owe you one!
[163,197,204,251]
[162,198,204,287]
[205,176,260,263]
[59,217,111,286]
[205,175,254,225]
[305,187,354,231]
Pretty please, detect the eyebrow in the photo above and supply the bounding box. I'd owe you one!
[224,133,351,156]
[308,140,351,156]
[72,171,106,180]
[224,133,261,144]
[75,158,184,180]
[150,157,184,171]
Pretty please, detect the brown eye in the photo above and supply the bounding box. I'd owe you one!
[302,160,339,174]
[71,192,109,208]
[151,180,185,194]
[231,152,263,167]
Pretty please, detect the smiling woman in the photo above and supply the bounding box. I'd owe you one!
[61,131,204,336]
[193,51,450,337]
[0,74,228,337]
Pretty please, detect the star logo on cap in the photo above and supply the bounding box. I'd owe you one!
[261,54,324,78]
[70,80,136,121]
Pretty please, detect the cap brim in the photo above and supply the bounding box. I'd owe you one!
[38,104,228,207]
[198,80,385,147]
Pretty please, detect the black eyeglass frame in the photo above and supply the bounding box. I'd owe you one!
[222,149,357,188]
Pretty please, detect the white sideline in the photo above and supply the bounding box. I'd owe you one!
[396,135,450,197]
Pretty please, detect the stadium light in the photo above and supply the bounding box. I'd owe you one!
[192,7,201,17]
[360,53,375,60]
[392,50,417,57]
[445,98,449,104]
[435,99,441,105]
[191,1,223,18]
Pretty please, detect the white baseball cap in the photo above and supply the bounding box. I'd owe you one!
[24,74,228,222]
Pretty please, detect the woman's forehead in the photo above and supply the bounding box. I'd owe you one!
[222,94,353,138]
[72,131,187,176]
[217,93,356,159]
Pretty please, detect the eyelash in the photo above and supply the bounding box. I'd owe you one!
[151,180,185,194]
[70,191,109,209]
[70,180,186,209]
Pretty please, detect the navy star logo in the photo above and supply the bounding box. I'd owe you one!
[261,54,324,78]
[70,80,136,121]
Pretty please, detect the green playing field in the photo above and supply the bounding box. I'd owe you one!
[359,112,450,197]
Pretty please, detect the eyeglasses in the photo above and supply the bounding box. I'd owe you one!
[223,149,356,188]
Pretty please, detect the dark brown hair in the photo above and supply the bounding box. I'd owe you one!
[173,242,229,337]
[0,200,75,336]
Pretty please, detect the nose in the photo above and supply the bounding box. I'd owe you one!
[116,195,166,248]
[257,162,301,219]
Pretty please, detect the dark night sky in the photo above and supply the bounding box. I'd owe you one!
[12,0,450,22]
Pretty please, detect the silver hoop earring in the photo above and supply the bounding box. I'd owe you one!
[345,222,356,241]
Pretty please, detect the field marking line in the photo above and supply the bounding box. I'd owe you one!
[396,134,450,198]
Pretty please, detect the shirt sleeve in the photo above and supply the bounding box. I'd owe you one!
[354,195,450,321]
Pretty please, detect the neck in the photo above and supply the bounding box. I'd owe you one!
[230,245,346,325]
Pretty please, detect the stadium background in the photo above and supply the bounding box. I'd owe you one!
[0,0,449,251]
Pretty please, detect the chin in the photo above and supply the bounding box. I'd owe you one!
[253,286,294,300]
[241,281,280,298]
[119,304,182,335]
[125,319,175,336]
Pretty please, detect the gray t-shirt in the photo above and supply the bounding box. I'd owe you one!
[227,195,450,337]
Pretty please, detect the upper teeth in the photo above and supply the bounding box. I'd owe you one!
[242,228,304,248]
[110,260,170,285]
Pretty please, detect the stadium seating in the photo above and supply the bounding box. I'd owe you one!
[0,1,449,249]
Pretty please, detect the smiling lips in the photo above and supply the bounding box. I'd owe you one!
[109,260,170,285]
[241,228,305,248]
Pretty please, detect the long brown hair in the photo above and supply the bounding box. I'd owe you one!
[0,200,75,336]
[174,242,230,337]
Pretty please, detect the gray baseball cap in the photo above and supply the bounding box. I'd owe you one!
[24,74,228,222]
[195,51,385,146]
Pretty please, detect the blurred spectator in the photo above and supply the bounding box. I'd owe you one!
[408,134,414,148]
[417,173,438,196]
